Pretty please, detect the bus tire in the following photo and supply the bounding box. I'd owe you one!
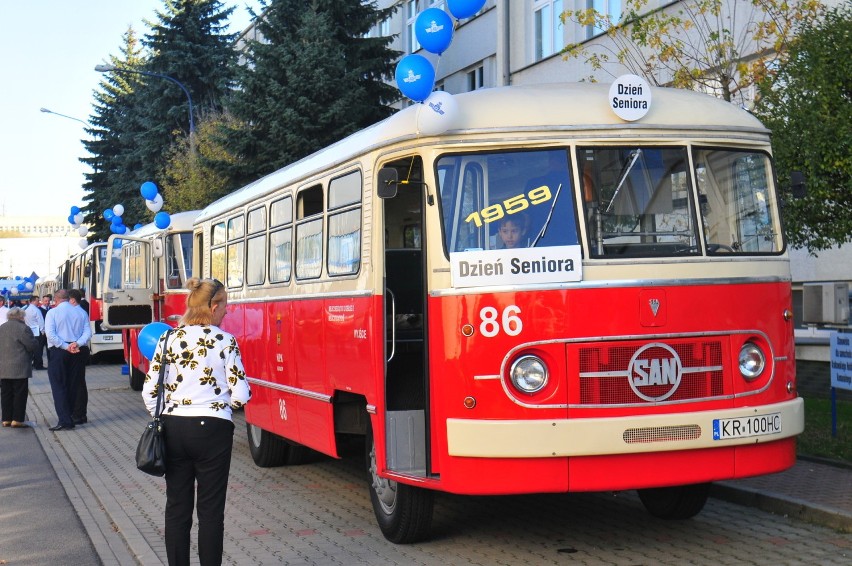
[637,483,710,520]
[247,423,289,467]
[129,367,146,391]
[366,426,434,543]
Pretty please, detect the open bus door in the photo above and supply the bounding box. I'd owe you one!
[103,235,158,390]
[373,156,435,542]
[102,235,158,329]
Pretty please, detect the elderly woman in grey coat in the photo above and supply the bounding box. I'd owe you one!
[0,307,39,427]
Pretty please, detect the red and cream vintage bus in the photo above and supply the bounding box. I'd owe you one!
[102,211,197,390]
[114,83,803,543]
[56,242,123,361]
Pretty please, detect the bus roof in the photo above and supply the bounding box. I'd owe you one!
[129,210,200,238]
[195,82,768,224]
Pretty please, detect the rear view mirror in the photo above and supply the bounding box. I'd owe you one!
[790,171,806,199]
[377,167,399,199]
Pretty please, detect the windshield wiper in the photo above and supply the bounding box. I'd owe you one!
[605,149,642,214]
[530,183,562,248]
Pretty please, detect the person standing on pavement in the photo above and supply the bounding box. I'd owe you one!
[0,307,39,427]
[69,289,90,425]
[24,295,46,370]
[44,289,91,431]
[0,296,9,328]
[143,277,251,566]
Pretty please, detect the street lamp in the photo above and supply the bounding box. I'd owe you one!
[40,107,88,125]
[94,63,195,134]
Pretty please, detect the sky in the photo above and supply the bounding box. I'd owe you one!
[0,0,260,219]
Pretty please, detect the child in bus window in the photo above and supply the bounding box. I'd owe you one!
[497,214,528,249]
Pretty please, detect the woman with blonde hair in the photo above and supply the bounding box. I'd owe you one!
[0,307,39,427]
[143,278,251,566]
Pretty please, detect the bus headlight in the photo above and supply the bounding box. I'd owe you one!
[738,342,766,381]
[510,355,548,394]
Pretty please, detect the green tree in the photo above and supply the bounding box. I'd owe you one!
[110,0,238,227]
[561,0,822,103]
[161,110,239,212]
[754,6,852,251]
[219,0,399,187]
[81,29,146,242]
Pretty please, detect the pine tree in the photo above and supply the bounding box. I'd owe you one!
[123,0,239,217]
[80,29,146,242]
[220,0,399,187]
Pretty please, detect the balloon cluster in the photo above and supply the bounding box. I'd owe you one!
[0,273,37,296]
[66,205,90,249]
[394,0,485,135]
[140,181,171,231]
[102,203,129,250]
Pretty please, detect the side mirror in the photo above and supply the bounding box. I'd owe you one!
[152,239,164,258]
[377,167,399,199]
[790,171,806,199]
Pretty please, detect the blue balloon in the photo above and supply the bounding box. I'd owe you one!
[415,8,454,54]
[154,211,171,230]
[70,205,81,215]
[395,54,436,103]
[140,181,158,201]
[137,322,171,361]
[134,223,143,230]
[103,209,114,221]
[112,238,123,249]
[114,224,127,234]
[68,215,76,225]
[111,214,123,225]
[447,0,486,19]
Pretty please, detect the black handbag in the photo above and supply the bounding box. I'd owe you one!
[136,330,173,476]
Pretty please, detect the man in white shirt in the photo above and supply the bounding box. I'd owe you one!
[0,296,9,327]
[24,295,46,369]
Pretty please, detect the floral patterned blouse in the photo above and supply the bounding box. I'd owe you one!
[143,325,251,420]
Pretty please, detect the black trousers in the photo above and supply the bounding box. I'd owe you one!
[161,415,235,566]
[47,348,86,427]
[33,333,46,369]
[0,379,29,423]
[71,347,89,422]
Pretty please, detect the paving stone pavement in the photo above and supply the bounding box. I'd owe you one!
[15,363,852,565]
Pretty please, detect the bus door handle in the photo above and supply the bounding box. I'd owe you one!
[386,288,396,363]
[165,315,181,322]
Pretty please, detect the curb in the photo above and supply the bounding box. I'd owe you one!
[711,482,852,534]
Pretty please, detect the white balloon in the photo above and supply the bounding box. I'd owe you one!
[78,225,89,237]
[145,193,164,212]
[417,90,459,136]
[78,238,88,249]
[73,212,84,225]
[24,281,33,290]
[113,204,125,217]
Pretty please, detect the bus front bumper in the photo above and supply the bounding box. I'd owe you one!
[446,397,804,458]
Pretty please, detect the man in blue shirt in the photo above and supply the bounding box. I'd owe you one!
[45,289,92,431]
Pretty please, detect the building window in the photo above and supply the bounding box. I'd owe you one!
[467,65,484,91]
[586,0,622,39]
[533,0,565,61]
[406,0,420,53]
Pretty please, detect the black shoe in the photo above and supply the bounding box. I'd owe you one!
[49,424,75,431]
[73,417,87,425]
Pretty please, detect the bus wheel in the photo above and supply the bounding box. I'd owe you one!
[366,426,434,543]
[637,483,710,520]
[246,423,312,467]
[246,423,289,467]
[129,367,145,391]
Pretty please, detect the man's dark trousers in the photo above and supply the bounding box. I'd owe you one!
[47,348,86,427]
[71,346,89,423]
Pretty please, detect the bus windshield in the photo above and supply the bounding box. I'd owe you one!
[437,149,580,254]
[165,232,194,289]
[580,146,782,258]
